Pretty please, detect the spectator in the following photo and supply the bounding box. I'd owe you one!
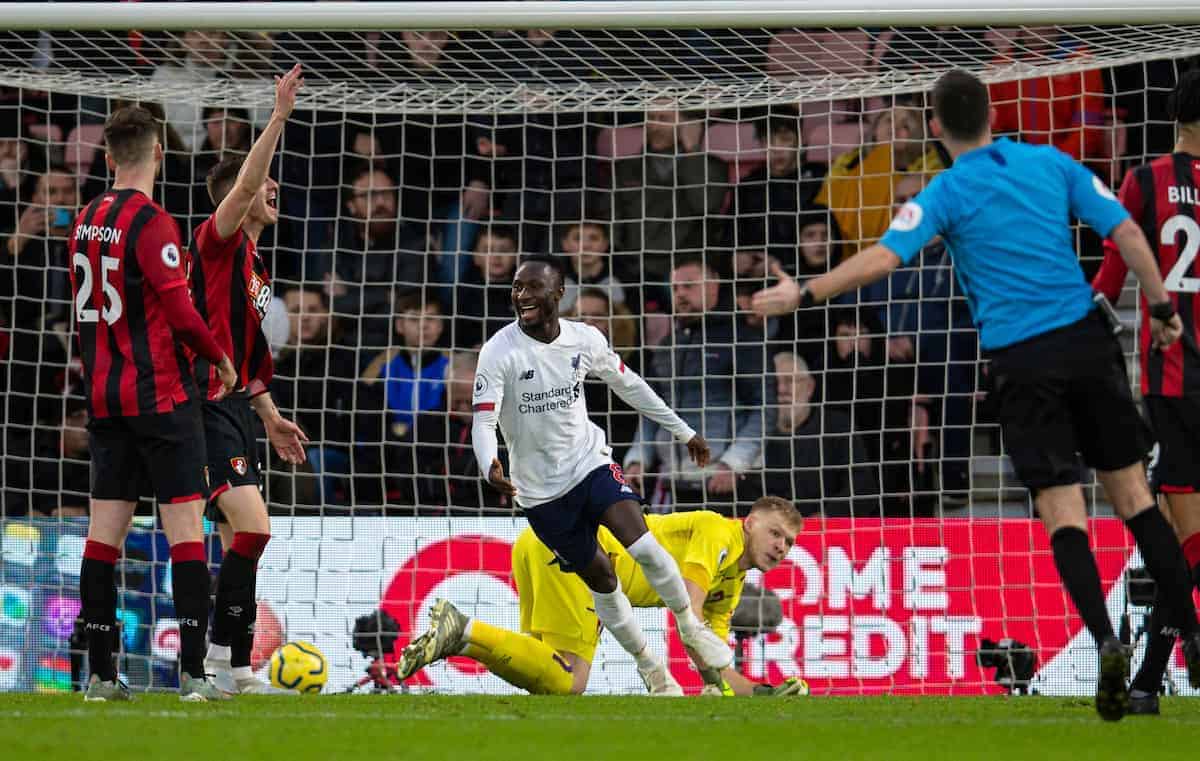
[452,224,518,348]
[623,257,768,516]
[150,30,234,151]
[988,27,1111,174]
[403,350,507,512]
[2,163,78,328]
[861,173,979,503]
[794,206,846,278]
[813,105,945,255]
[610,102,729,286]
[30,390,91,517]
[271,286,386,509]
[731,114,824,260]
[361,287,449,440]
[762,352,880,517]
[0,109,47,235]
[463,111,598,256]
[569,287,640,462]
[557,221,630,314]
[825,307,934,515]
[315,163,430,348]
[189,106,254,223]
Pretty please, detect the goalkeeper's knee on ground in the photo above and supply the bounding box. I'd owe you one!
[462,621,577,695]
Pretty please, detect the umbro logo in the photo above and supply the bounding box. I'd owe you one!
[520,369,535,381]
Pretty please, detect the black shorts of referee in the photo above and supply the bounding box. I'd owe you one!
[985,309,1152,494]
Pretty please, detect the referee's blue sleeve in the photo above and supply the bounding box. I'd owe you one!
[879,182,944,265]
[1062,152,1129,237]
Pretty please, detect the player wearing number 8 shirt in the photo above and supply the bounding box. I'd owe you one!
[752,70,1200,721]
[1093,70,1200,714]
[471,255,734,696]
[191,65,309,696]
[69,105,237,703]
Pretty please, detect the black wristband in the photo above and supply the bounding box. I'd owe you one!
[1149,301,1176,321]
[798,288,816,309]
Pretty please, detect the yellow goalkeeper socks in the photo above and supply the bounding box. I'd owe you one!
[461,620,575,695]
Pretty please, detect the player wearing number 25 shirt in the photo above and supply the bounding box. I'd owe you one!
[68,105,235,703]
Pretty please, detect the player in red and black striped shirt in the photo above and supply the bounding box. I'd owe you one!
[1093,70,1200,711]
[190,65,309,695]
[69,105,237,703]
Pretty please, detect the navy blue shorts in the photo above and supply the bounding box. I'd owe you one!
[522,464,640,573]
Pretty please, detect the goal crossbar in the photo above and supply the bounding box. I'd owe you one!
[5,1,1200,31]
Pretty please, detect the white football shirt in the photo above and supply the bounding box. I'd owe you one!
[472,319,695,508]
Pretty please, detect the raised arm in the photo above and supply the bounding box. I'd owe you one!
[213,64,303,240]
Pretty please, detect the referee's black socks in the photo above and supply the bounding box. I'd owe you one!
[1126,508,1199,636]
[1050,527,1115,643]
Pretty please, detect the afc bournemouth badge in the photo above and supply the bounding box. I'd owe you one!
[230,456,249,476]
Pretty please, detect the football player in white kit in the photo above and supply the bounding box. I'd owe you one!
[467,255,733,695]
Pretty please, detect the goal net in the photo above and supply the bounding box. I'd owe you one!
[0,5,1198,696]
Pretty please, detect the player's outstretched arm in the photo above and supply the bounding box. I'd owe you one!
[1109,218,1182,348]
[589,341,697,450]
[751,247,901,316]
[213,64,304,240]
[250,390,309,465]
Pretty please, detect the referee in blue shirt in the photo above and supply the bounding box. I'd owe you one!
[753,70,1200,720]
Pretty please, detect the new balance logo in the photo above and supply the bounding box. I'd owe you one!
[520,369,535,381]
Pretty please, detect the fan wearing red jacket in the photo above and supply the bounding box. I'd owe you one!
[190,65,309,696]
[70,105,237,702]
[1093,70,1200,715]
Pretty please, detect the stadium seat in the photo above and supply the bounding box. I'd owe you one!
[702,120,765,183]
[766,30,871,164]
[26,122,63,144]
[64,124,105,178]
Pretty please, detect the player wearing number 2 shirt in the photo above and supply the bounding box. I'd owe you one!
[69,105,235,703]
[1092,70,1200,715]
[470,255,734,697]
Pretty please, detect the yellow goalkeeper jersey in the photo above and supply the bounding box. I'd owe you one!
[598,511,746,640]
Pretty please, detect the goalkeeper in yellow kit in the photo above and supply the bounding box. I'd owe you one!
[399,496,807,696]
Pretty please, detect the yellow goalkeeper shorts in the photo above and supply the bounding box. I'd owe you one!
[512,527,602,663]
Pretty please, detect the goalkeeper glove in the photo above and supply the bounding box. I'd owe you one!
[699,667,736,697]
[753,677,810,697]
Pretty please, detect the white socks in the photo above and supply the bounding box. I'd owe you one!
[625,532,702,634]
[232,666,253,681]
[207,644,232,662]
[592,581,655,669]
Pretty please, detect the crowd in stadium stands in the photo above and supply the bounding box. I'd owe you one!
[0,21,1193,518]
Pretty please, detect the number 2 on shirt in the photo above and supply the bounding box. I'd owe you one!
[1163,214,1200,293]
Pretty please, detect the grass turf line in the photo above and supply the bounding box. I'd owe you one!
[2,694,1198,760]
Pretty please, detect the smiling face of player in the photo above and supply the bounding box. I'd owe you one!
[512,260,564,342]
[742,506,800,572]
[246,175,280,229]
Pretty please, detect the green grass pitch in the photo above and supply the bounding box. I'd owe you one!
[3,693,1199,760]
